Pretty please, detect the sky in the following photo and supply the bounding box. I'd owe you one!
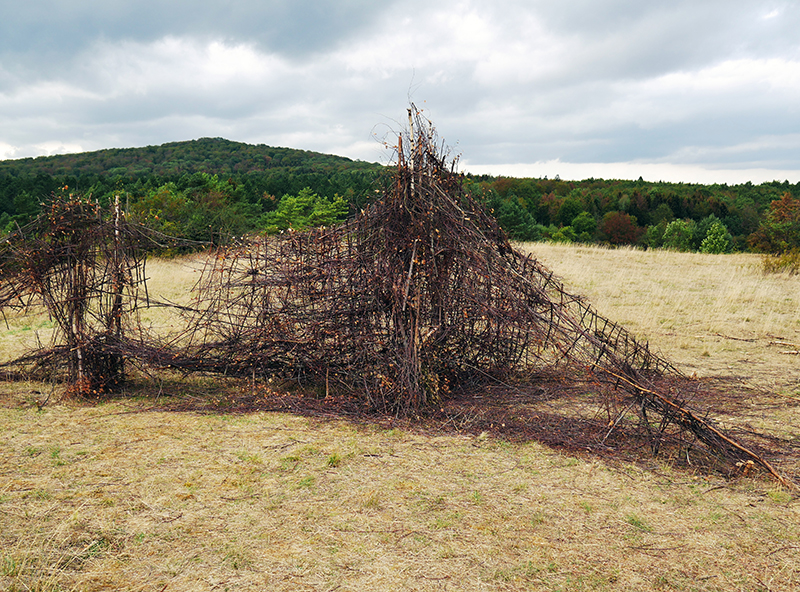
[1,0,799,184]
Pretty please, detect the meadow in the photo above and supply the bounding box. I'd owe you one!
[1,244,798,591]
[529,244,800,398]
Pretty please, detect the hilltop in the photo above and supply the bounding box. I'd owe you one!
[0,137,384,178]
[0,139,386,237]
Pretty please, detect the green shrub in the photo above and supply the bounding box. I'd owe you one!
[643,220,668,248]
[662,219,696,251]
[550,225,577,243]
[571,211,597,238]
[700,221,732,254]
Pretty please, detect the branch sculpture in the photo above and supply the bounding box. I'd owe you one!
[0,194,151,394]
[0,109,794,488]
[169,107,793,487]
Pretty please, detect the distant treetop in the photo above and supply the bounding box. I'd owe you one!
[0,137,384,179]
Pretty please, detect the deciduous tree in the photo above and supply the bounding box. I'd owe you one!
[749,192,800,254]
[600,211,643,245]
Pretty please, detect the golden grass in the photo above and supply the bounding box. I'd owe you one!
[1,245,799,591]
[0,253,205,363]
[137,253,207,338]
[523,243,800,396]
[2,400,799,591]
[0,308,55,362]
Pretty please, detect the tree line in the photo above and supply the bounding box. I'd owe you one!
[1,138,798,258]
[0,138,384,245]
[471,175,800,256]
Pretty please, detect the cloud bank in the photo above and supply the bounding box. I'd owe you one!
[1,0,799,183]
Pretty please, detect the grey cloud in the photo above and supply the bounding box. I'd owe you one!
[1,0,800,180]
[495,0,800,83]
[0,0,391,73]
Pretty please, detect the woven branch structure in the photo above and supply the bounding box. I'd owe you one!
[183,111,671,408]
[173,109,791,486]
[0,195,151,394]
[0,110,793,487]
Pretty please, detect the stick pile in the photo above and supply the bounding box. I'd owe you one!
[0,109,793,487]
[0,194,151,394]
[172,109,790,485]
[182,110,672,409]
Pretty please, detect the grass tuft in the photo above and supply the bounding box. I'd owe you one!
[626,514,653,533]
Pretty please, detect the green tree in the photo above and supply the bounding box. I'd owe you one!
[487,194,539,241]
[571,211,597,242]
[662,219,696,251]
[260,188,348,233]
[129,183,189,238]
[649,203,675,226]
[692,214,723,250]
[558,195,583,227]
[129,176,262,246]
[643,220,668,249]
[700,221,732,254]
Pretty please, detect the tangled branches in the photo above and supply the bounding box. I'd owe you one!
[183,109,671,409]
[0,194,151,394]
[173,109,791,486]
[0,110,793,487]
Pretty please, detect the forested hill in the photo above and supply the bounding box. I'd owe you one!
[1,137,798,256]
[0,137,383,178]
[0,138,387,242]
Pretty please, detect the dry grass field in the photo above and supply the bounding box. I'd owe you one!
[1,245,799,591]
[525,243,800,396]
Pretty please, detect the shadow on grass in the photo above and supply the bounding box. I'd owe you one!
[2,370,798,487]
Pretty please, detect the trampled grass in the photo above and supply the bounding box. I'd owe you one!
[1,244,799,591]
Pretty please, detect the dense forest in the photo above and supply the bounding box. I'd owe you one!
[0,138,385,244]
[1,137,798,256]
[468,175,800,255]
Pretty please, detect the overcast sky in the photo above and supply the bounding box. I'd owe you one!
[1,1,799,183]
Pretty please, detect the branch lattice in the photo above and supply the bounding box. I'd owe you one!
[0,194,152,394]
[0,110,793,487]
